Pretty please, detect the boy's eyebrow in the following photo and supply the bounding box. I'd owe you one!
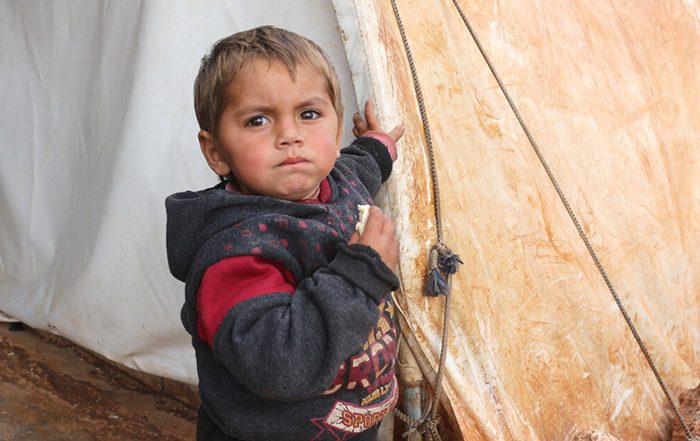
[297,96,331,108]
[233,105,275,118]
[233,96,331,117]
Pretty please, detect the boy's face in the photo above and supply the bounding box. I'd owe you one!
[199,59,342,201]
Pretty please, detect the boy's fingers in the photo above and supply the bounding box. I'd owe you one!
[364,99,379,130]
[361,206,385,236]
[381,215,396,236]
[352,112,367,136]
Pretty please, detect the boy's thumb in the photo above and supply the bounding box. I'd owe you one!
[348,230,361,244]
[389,124,405,142]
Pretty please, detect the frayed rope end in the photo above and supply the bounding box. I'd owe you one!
[425,268,448,296]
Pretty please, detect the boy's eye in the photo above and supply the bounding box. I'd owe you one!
[300,110,320,120]
[246,115,269,127]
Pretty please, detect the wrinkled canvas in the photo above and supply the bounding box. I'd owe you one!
[335,0,700,439]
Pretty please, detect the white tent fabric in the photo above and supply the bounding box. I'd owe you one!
[0,1,360,384]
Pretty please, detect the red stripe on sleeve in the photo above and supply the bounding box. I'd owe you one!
[196,256,296,346]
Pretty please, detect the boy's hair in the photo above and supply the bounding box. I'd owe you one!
[194,25,343,136]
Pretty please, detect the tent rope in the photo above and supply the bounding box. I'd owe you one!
[446,0,695,439]
[389,0,462,439]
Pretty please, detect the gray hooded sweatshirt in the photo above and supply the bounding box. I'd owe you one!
[166,138,400,440]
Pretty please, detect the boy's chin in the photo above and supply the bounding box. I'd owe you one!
[280,186,320,201]
[270,182,319,201]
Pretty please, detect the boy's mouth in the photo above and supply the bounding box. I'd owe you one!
[279,157,307,166]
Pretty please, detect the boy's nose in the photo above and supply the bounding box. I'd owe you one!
[276,119,303,148]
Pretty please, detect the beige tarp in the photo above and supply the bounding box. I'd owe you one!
[335,0,700,439]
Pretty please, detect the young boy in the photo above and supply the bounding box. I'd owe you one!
[166,26,404,441]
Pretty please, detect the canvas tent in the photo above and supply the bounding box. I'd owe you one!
[339,1,699,439]
[2,1,699,440]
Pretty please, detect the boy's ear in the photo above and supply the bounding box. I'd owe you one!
[198,130,231,177]
[335,125,343,158]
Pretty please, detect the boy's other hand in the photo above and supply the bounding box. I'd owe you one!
[352,99,405,144]
[348,206,399,271]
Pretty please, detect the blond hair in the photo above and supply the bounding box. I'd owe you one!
[194,25,343,136]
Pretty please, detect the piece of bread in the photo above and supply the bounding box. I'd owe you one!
[356,205,370,235]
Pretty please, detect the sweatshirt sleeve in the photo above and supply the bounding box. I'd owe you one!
[207,244,399,401]
[338,135,395,196]
[197,256,296,346]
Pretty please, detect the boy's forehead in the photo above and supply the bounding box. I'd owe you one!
[239,57,298,80]
[226,59,328,100]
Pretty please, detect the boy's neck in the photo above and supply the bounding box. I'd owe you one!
[225,178,331,204]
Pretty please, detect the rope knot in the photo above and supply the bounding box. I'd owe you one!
[436,243,462,275]
[425,243,461,296]
[417,415,441,434]
[396,410,442,440]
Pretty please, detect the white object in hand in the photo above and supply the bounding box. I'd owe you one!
[356,205,370,235]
